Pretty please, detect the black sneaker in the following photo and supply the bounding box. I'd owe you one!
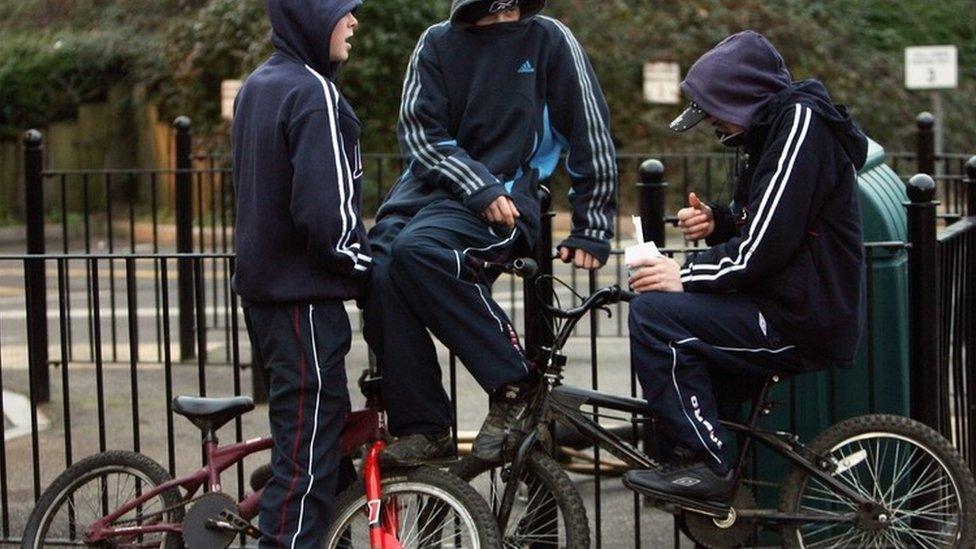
[381,432,454,466]
[471,381,535,462]
[623,461,734,505]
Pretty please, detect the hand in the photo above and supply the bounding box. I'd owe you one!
[558,247,603,270]
[677,192,715,241]
[628,256,684,293]
[483,196,520,228]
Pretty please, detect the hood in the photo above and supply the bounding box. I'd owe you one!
[680,30,792,130]
[450,0,546,25]
[266,0,362,77]
[754,80,869,170]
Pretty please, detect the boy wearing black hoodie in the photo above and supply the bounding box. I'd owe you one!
[622,31,867,505]
[364,0,618,464]
[232,0,368,546]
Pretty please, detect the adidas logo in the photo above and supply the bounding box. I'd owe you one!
[518,60,535,74]
[672,476,701,487]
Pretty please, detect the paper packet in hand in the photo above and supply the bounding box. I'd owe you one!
[625,241,662,278]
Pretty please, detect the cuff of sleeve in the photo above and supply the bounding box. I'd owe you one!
[705,202,735,246]
[462,183,507,216]
[558,235,611,265]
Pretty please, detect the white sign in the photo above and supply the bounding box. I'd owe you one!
[643,62,681,105]
[221,79,243,121]
[905,46,958,90]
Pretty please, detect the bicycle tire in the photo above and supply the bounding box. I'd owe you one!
[21,450,185,549]
[323,465,503,548]
[779,414,976,548]
[452,451,590,549]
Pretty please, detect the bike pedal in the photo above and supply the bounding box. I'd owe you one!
[218,510,262,539]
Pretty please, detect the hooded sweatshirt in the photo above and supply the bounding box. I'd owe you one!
[232,0,371,304]
[678,31,868,365]
[377,1,618,262]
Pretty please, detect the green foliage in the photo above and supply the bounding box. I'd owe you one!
[0,31,163,138]
[159,0,448,151]
[0,0,973,153]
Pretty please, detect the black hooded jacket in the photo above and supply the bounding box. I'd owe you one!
[232,0,371,304]
[376,2,618,262]
[682,79,868,364]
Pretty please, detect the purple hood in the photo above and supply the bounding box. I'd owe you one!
[681,30,792,129]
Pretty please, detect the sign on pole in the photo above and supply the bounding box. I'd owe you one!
[643,62,681,105]
[905,46,958,90]
[221,80,243,121]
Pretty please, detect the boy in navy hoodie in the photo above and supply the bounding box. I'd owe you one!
[232,0,369,545]
[364,0,618,464]
[621,31,867,505]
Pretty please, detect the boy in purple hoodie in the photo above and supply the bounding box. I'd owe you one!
[622,31,867,505]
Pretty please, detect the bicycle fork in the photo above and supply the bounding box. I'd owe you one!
[364,440,402,549]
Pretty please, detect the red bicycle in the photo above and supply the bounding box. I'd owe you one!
[21,367,501,548]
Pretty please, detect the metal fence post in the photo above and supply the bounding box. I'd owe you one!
[965,156,976,217]
[916,113,935,176]
[524,187,555,358]
[24,129,50,403]
[174,117,195,360]
[638,159,668,246]
[905,173,942,431]
[636,159,669,467]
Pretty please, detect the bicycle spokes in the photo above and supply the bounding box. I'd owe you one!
[798,434,961,547]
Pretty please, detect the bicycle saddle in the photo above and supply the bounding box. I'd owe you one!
[172,396,255,433]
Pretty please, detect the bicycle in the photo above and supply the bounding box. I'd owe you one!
[452,263,976,548]
[22,361,502,548]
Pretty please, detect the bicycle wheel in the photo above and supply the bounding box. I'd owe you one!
[779,414,976,548]
[323,465,502,548]
[452,451,589,549]
[21,450,185,549]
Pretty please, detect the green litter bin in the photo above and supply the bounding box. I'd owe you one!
[751,139,911,533]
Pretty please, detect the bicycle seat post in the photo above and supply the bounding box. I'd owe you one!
[732,375,781,483]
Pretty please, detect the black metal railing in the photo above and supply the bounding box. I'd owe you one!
[935,159,976,471]
[3,114,974,545]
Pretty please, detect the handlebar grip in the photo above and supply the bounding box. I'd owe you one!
[511,258,539,279]
[618,289,640,302]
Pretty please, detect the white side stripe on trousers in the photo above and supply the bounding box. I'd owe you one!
[290,305,325,549]
[669,342,723,465]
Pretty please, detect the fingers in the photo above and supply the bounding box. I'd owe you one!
[484,197,519,227]
[484,201,502,224]
[676,207,697,224]
[559,247,572,263]
[689,192,704,211]
[577,251,602,270]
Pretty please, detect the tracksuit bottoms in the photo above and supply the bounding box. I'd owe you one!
[245,302,351,549]
[364,199,533,437]
[629,292,801,473]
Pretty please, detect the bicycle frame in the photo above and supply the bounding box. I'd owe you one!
[84,381,395,545]
[494,282,877,531]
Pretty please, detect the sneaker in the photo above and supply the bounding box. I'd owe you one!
[623,461,734,505]
[471,381,535,462]
[381,432,454,466]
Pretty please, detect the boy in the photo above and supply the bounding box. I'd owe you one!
[232,0,368,546]
[364,0,618,464]
[623,30,867,505]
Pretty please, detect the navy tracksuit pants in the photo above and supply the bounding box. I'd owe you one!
[245,302,351,549]
[629,292,800,472]
[363,200,532,437]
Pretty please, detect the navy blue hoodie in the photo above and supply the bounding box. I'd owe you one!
[678,32,868,364]
[377,5,618,262]
[232,0,371,304]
